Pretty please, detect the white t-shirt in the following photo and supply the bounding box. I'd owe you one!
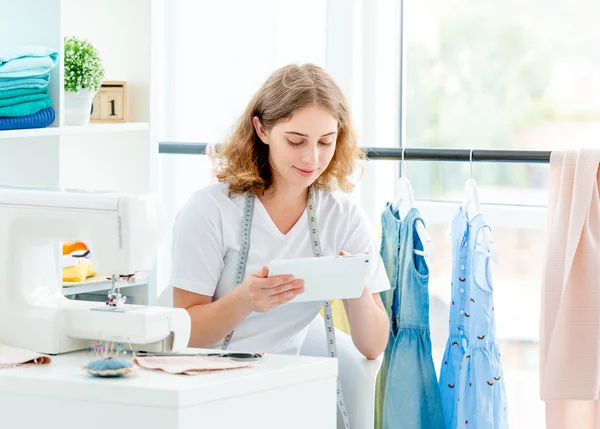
[158,182,391,355]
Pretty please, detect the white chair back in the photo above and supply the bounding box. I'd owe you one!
[300,315,383,429]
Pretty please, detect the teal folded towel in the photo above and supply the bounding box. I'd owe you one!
[0,73,49,91]
[0,73,50,82]
[0,46,58,78]
[0,87,47,100]
[0,88,49,107]
[0,97,51,117]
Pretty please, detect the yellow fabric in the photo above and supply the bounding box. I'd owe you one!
[320,300,351,335]
[62,259,95,282]
[321,222,383,335]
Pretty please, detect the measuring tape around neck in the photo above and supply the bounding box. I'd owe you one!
[222,186,351,428]
[306,187,351,429]
[221,191,255,350]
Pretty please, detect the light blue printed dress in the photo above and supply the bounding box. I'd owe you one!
[377,204,445,429]
[439,207,509,428]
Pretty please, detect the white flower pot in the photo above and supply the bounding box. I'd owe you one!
[64,88,96,126]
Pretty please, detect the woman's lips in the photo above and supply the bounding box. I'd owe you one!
[294,166,316,177]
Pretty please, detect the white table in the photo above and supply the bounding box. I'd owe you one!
[0,349,338,429]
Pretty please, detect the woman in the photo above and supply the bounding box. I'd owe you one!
[166,63,391,360]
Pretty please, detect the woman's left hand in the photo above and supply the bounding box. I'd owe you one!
[337,249,389,360]
[338,250,370,298]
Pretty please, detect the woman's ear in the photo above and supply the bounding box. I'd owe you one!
[252,116,269,145]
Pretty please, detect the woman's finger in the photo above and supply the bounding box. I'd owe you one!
[266,279,304,296]
[270,286,304,304]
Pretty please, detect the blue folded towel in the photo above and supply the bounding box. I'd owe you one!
[0,89,49,107]
[0,87,48,100]
[0,97,52,117]
[0,73,49,91]
[0,106,55,130]
[0,46,58,78]
[0,73,50,82]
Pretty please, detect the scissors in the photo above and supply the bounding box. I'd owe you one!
[135,350,264,362]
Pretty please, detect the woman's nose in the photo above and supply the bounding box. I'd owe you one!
[301,144,319,166]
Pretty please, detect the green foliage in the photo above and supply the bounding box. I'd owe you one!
[64,36,105,93]
[404,0,600,197]
[406,1,554,152]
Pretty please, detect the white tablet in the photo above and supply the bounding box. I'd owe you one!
[267,254,372,303]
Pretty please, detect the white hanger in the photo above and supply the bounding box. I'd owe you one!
[459,149,498,263]
[461,179,482,217]
[393,148,434,261]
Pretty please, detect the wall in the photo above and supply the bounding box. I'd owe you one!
[156,0,402,295]
[157,0,330,295]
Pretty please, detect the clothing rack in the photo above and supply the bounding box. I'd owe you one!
[159,142,552,164]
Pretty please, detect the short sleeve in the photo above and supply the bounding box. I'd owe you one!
[169,191,225,297]
[341,203,391,294]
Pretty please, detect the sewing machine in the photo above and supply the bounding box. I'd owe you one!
[0,186,191,355]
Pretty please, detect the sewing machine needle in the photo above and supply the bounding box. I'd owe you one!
[110,274,117,296]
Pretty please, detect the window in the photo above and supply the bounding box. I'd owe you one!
[401,1,600,427]
[404,0,600,206]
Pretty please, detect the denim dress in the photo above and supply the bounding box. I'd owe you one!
[375,204,445,429]
[439,208,509,428]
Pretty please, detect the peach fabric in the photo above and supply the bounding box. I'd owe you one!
[0,344,51,368]
[540,148,600,428]
[134,355,255,375]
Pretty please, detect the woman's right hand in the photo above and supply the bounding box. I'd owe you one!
[239,266,304,312]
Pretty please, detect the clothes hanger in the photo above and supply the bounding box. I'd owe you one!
[393,148,434,261]
[395,150,415,221]
[458,149,498,263]
[461,152,482,216]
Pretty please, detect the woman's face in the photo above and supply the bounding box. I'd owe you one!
[253,105,338,191]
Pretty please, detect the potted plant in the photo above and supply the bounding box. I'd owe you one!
[63,36,105,125]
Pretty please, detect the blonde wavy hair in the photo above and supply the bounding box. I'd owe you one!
[213,63,365,196]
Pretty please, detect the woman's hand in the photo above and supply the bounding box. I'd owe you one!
[175,266,303,348]
[239,266,305,313]
[338,249,390,360]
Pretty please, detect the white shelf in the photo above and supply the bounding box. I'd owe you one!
[0,122,149,139]
[1,0,157,306]
[62,276,148,296]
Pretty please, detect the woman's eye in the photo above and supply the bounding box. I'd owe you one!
[319,139,333,146]
[287,139,303,146]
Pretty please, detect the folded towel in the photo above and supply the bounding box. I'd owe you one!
[62,241,89,256]
[0,88,49,108]
[0,72,50,81]
[0,46,58,78]
[0,97,51,117]
[0,87,48,100]
[0,106,55,130]
[0,74,49,91]
[63,260,96,282]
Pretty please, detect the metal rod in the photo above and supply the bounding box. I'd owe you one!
[364,147,551,163]
[159,141,552,164]
[159,142,210,155]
